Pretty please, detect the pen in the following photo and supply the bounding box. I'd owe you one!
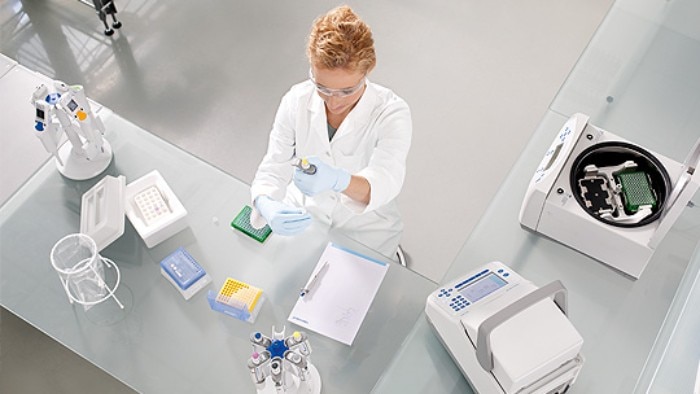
[292,158,317,175]
[300,261,329,297]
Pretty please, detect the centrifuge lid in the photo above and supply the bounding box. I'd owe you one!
[667,139,700,207]
[684,139,700,173]
[649,138,700,248]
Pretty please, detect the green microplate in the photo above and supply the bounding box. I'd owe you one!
[617,171,657,212]
[231,205,271,243]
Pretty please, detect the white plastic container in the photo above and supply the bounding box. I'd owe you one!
[124,170,188,248]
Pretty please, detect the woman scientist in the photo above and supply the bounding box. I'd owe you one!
[251,5,412,257]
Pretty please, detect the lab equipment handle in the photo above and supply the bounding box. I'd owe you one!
[475,281,568,372]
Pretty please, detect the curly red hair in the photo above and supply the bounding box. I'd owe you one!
[307,5,376,74]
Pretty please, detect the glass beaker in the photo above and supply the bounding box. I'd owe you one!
[50,233,123,310]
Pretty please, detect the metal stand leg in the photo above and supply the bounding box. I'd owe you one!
[91,0,122,36]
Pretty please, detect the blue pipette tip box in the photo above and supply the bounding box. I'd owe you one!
[160,247,212,300]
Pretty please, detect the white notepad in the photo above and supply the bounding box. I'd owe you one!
[288,242,389,346]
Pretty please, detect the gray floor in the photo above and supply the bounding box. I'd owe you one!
[0,0,612,392]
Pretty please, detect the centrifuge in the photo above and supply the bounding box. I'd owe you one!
[519,113,699,278]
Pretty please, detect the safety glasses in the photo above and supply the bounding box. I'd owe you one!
[308,69,366,98]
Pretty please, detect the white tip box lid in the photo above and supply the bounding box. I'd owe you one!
[80,175,126,251]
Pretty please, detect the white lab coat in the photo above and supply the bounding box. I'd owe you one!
[251,80,412,257]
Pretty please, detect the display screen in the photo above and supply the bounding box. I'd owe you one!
[67,100,78,111]
[36,108,45,119]
[459,273,507,303]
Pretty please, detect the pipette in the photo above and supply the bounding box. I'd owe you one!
[293,158,317,175]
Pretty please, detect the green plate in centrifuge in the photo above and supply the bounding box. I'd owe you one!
[617,171,657,213]
[231,205,271,243]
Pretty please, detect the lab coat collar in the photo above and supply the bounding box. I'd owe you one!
[307,80,379,139]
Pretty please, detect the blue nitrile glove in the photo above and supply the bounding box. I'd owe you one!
[293,156,351,196]
[254,196,312,236]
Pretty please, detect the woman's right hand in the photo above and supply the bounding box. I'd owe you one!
[254,195,312,236]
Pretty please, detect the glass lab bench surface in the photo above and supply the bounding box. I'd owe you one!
[373,0,700,392]
[635,243,700,393]
[0,53,17,78]
[0,109,438,394]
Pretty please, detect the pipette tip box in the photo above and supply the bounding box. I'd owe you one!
[160,247,211,300]
[231,205,271,243]
[125,170,188,248]
[207,277,264,323]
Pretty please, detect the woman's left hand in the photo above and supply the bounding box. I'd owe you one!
[293,156,351,196]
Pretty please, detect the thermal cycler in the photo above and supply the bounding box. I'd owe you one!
[426,262,584,394]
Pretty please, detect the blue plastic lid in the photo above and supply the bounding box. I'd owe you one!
[160,247,206,290]
[207,290,251,321]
